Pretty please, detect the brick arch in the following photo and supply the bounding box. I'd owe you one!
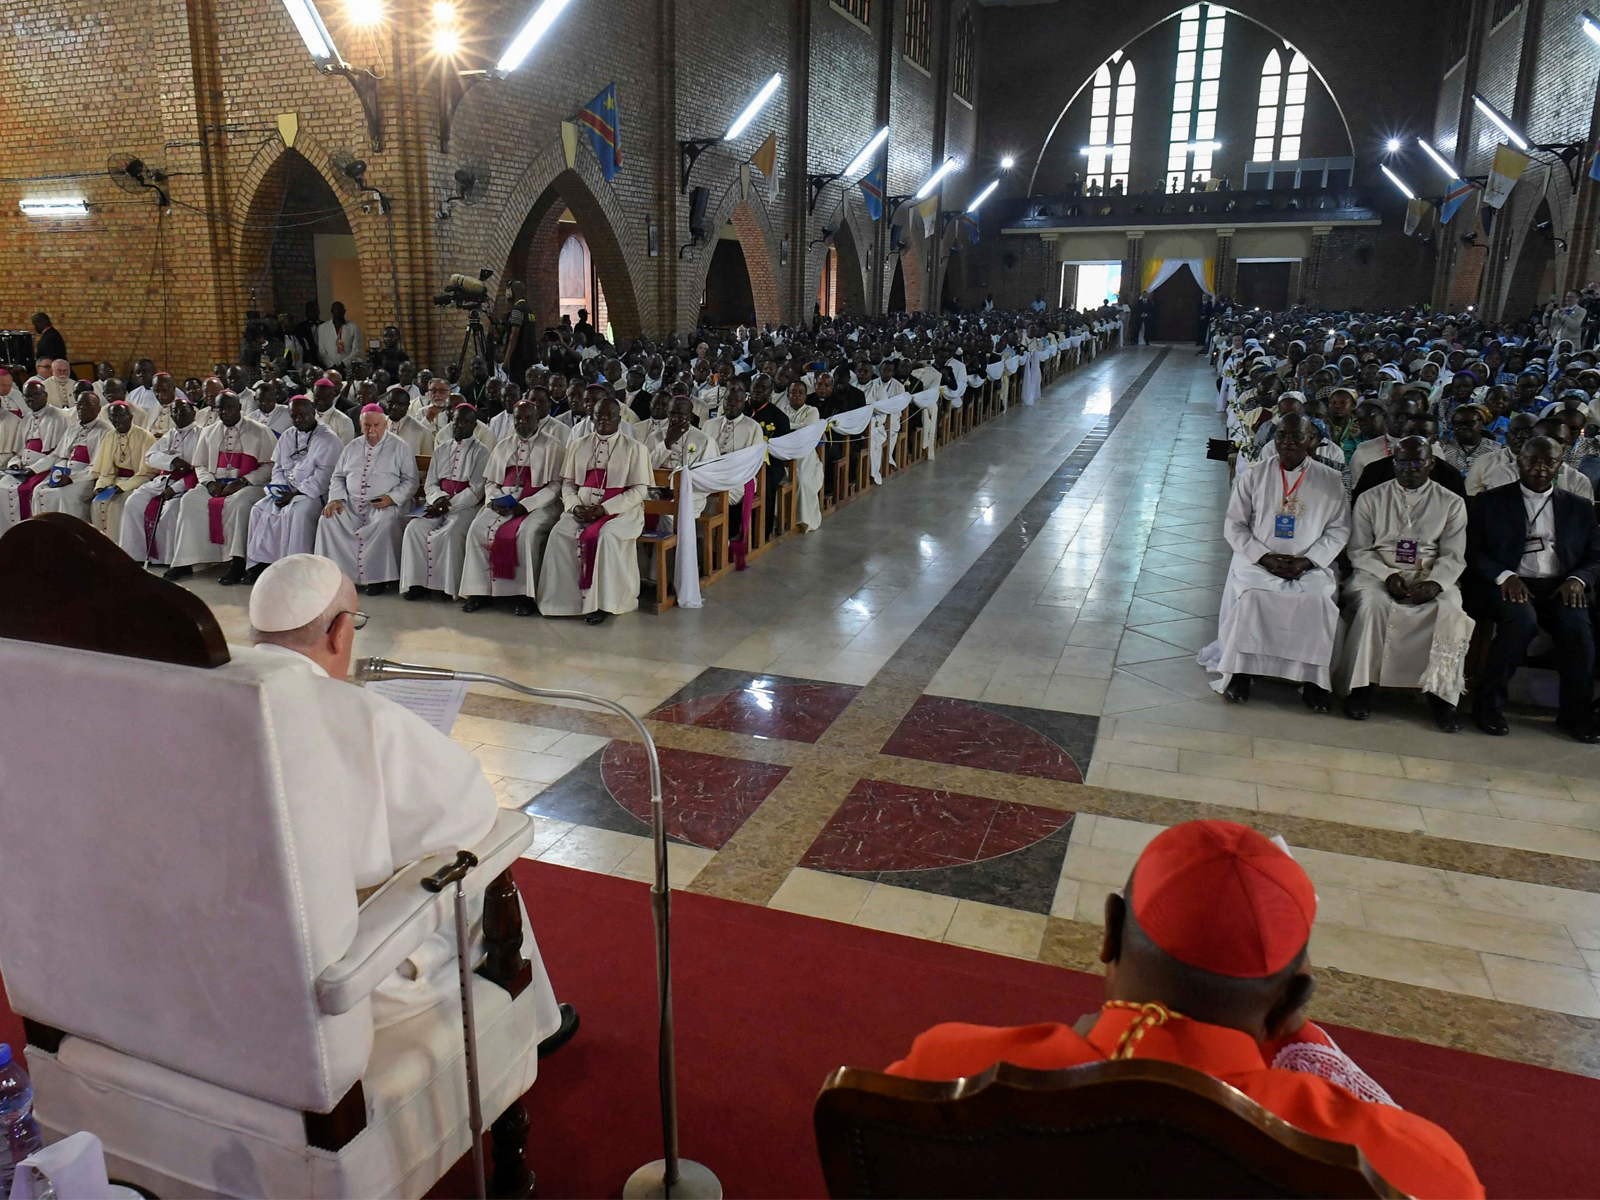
[806,197,873,319]
[472,143,646,341]
[1024,4,1356,196]
[898,244,926,313]
[688,186,783,329]
[1500,195,1561,321]
[229,135,367,314]
[1494,167,1575,317]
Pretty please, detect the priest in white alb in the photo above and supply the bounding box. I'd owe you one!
[1199,413,1351,710]
[163,392,276,585]
[537,392,653,625]
[30,390,114,522]
[459,399,568,616]
[244,395,345,582]
[777,381,824,531]
[314,404,419,596]
[1335,436,1473,731]
[0,381,71,536]
[400,403,488,599]
[120,398,202,566]
[87,400,156,540]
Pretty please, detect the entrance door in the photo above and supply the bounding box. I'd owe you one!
[1149,264,1203,342]
[1236,261,1291,312]
[558,232,592,326]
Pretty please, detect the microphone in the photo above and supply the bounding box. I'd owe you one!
[352,656,460,684]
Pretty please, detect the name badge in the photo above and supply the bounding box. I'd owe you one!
[1396,539,1418,564]
[1524,535,1546,554]
[1274,513,1296,539]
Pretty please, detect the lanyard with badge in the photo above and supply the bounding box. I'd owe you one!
[1525,491,1554,555]
[1395,482,1421,565]
[1275,462,1304,539]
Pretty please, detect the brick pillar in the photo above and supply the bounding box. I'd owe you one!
[1302,225,1331,307]
[1214,227,1234,301]
[1121,230,1143,305]
[1287,260,1303,307]
[1061,263,1079,307]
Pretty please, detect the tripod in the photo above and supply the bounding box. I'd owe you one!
[456,305,495,371]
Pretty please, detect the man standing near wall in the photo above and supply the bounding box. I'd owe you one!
[31,313,65,363]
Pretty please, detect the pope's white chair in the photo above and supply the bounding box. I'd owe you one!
[0,515,543,1198]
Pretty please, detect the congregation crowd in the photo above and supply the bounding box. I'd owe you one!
[0,305,1118,625]
[1206,292,1600,742]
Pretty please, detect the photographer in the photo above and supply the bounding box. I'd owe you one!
[501,280,538,381]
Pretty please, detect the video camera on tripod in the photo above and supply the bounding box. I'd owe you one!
[435,268,498,368]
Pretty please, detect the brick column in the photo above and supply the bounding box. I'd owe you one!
[1302,225,1331,307]
[1061,263,1079,307]
[1214,227,1234,301]
[1121,230,1143,305]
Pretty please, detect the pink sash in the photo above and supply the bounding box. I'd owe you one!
[208,451,259,543]
[439,478,470,497]
[70,444,90,464]
[729,478,756,571]
[577,466,624,591]
[490,467,535,580]
[17,438,48,518]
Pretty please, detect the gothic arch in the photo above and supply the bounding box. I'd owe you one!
[689,185,783,329]
[807,199,872,318]
[1026,5,1356,196]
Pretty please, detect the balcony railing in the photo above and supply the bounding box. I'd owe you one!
[994,186,1383,232]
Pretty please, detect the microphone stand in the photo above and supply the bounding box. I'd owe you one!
[355,658,721,1200]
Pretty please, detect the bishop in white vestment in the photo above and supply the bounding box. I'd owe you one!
[245,398,344,575]
[30,393,113,522]
[400,407,489,597]
[166,395,276,580]
[1336,438,1473,726]
[537,397,653,622]
[0,383,70,536]
[1199,415,1352,705]
[640,397,721,582]
[315,408,419,591]
[459,402,568,613]
[120,402,202,565]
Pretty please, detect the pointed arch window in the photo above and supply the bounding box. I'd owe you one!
[1252,46,1308,161]
[1086,52,1135,193]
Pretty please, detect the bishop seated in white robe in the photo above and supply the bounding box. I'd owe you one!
[537,395,653,624]
[640,397,720,583]
[703,391,766,558]
[31,393,113,523]
[1335,438,1473,730]
[314,407,420,595]
[459,403,568,615]
[401,409,489,598]
[244,554,565,1034]
[120,404,202,566]
[245,398,345,580]
[165,395,276,584]
[0,384,70,536]
[1199,415,1352,709]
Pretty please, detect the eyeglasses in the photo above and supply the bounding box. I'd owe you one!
[328,610,369,632]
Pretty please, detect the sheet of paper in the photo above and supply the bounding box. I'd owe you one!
[365,678,470,735]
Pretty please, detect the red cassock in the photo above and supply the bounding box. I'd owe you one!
[887,1006,1483,1200]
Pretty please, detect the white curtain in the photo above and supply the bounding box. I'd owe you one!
[1147,257,1214,297]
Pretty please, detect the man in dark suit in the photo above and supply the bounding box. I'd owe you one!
[31,312,65,363]
[1466,436,1600,741]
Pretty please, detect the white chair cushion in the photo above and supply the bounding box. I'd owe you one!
[30,970,542,1200]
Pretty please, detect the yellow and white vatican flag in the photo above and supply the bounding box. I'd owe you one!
[1482,143,1530,209]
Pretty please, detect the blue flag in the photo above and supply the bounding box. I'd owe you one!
[578,83,622,181]
[960,212,979,244]
[1439,176,1474,225]
[859,166,884,221]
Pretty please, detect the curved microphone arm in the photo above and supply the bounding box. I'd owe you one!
[354,657,710,1196]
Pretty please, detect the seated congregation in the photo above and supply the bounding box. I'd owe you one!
[0,312,1113,626]
[1206,308,1600,743]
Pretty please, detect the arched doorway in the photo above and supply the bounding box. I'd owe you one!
[701,232,756,327]
[831,221,870,316]
[1503,200,1558,322]
[887,258,906,312]
[243,148,362,332]
[1148,265,1203,342]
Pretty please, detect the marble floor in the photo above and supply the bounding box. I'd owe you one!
[187,344,1600,1080]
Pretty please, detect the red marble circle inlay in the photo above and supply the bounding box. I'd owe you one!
[880,695,1083,783]
[600,742,790,849]
[650,681,860,744]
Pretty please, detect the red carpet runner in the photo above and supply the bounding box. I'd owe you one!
[5,860,1599,1197]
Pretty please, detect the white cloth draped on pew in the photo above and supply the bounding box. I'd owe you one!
[910,386,939,460]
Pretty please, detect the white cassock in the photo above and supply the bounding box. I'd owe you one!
[1465,445,1594,498]
[253,405,295,437]
[641,425,720,581]
[87,425,157,541]
[0,405,70,535]
[318,407,356,446]
[315,432,419,584]
[863,377,905,475]
[120,424,203,564]
[776,398,824,530]
[30,417,114,522]
[400,434,488,594]
[1336,479,1474,705]
[388,414,433,456]
[0,411,19,458]
[458,431,567,599]
[0,387,26,420]
[1346,434,1398,490]
[246,424,344,567]
[1199,457,1351,691]
[537,430,653,616]
[570,414,641,441]
[170,418,277,568]
[316,319,363,368]
[42,376,74,409]
[703,412,765,508]
[1020,338,1044,405]
[237,642,562,1034]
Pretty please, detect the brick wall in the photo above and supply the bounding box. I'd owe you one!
[0,0,974,375]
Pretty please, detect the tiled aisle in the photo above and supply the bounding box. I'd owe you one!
[189,346,1600,1078]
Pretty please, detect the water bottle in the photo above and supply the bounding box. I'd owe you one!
[0,1043,44,1196]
